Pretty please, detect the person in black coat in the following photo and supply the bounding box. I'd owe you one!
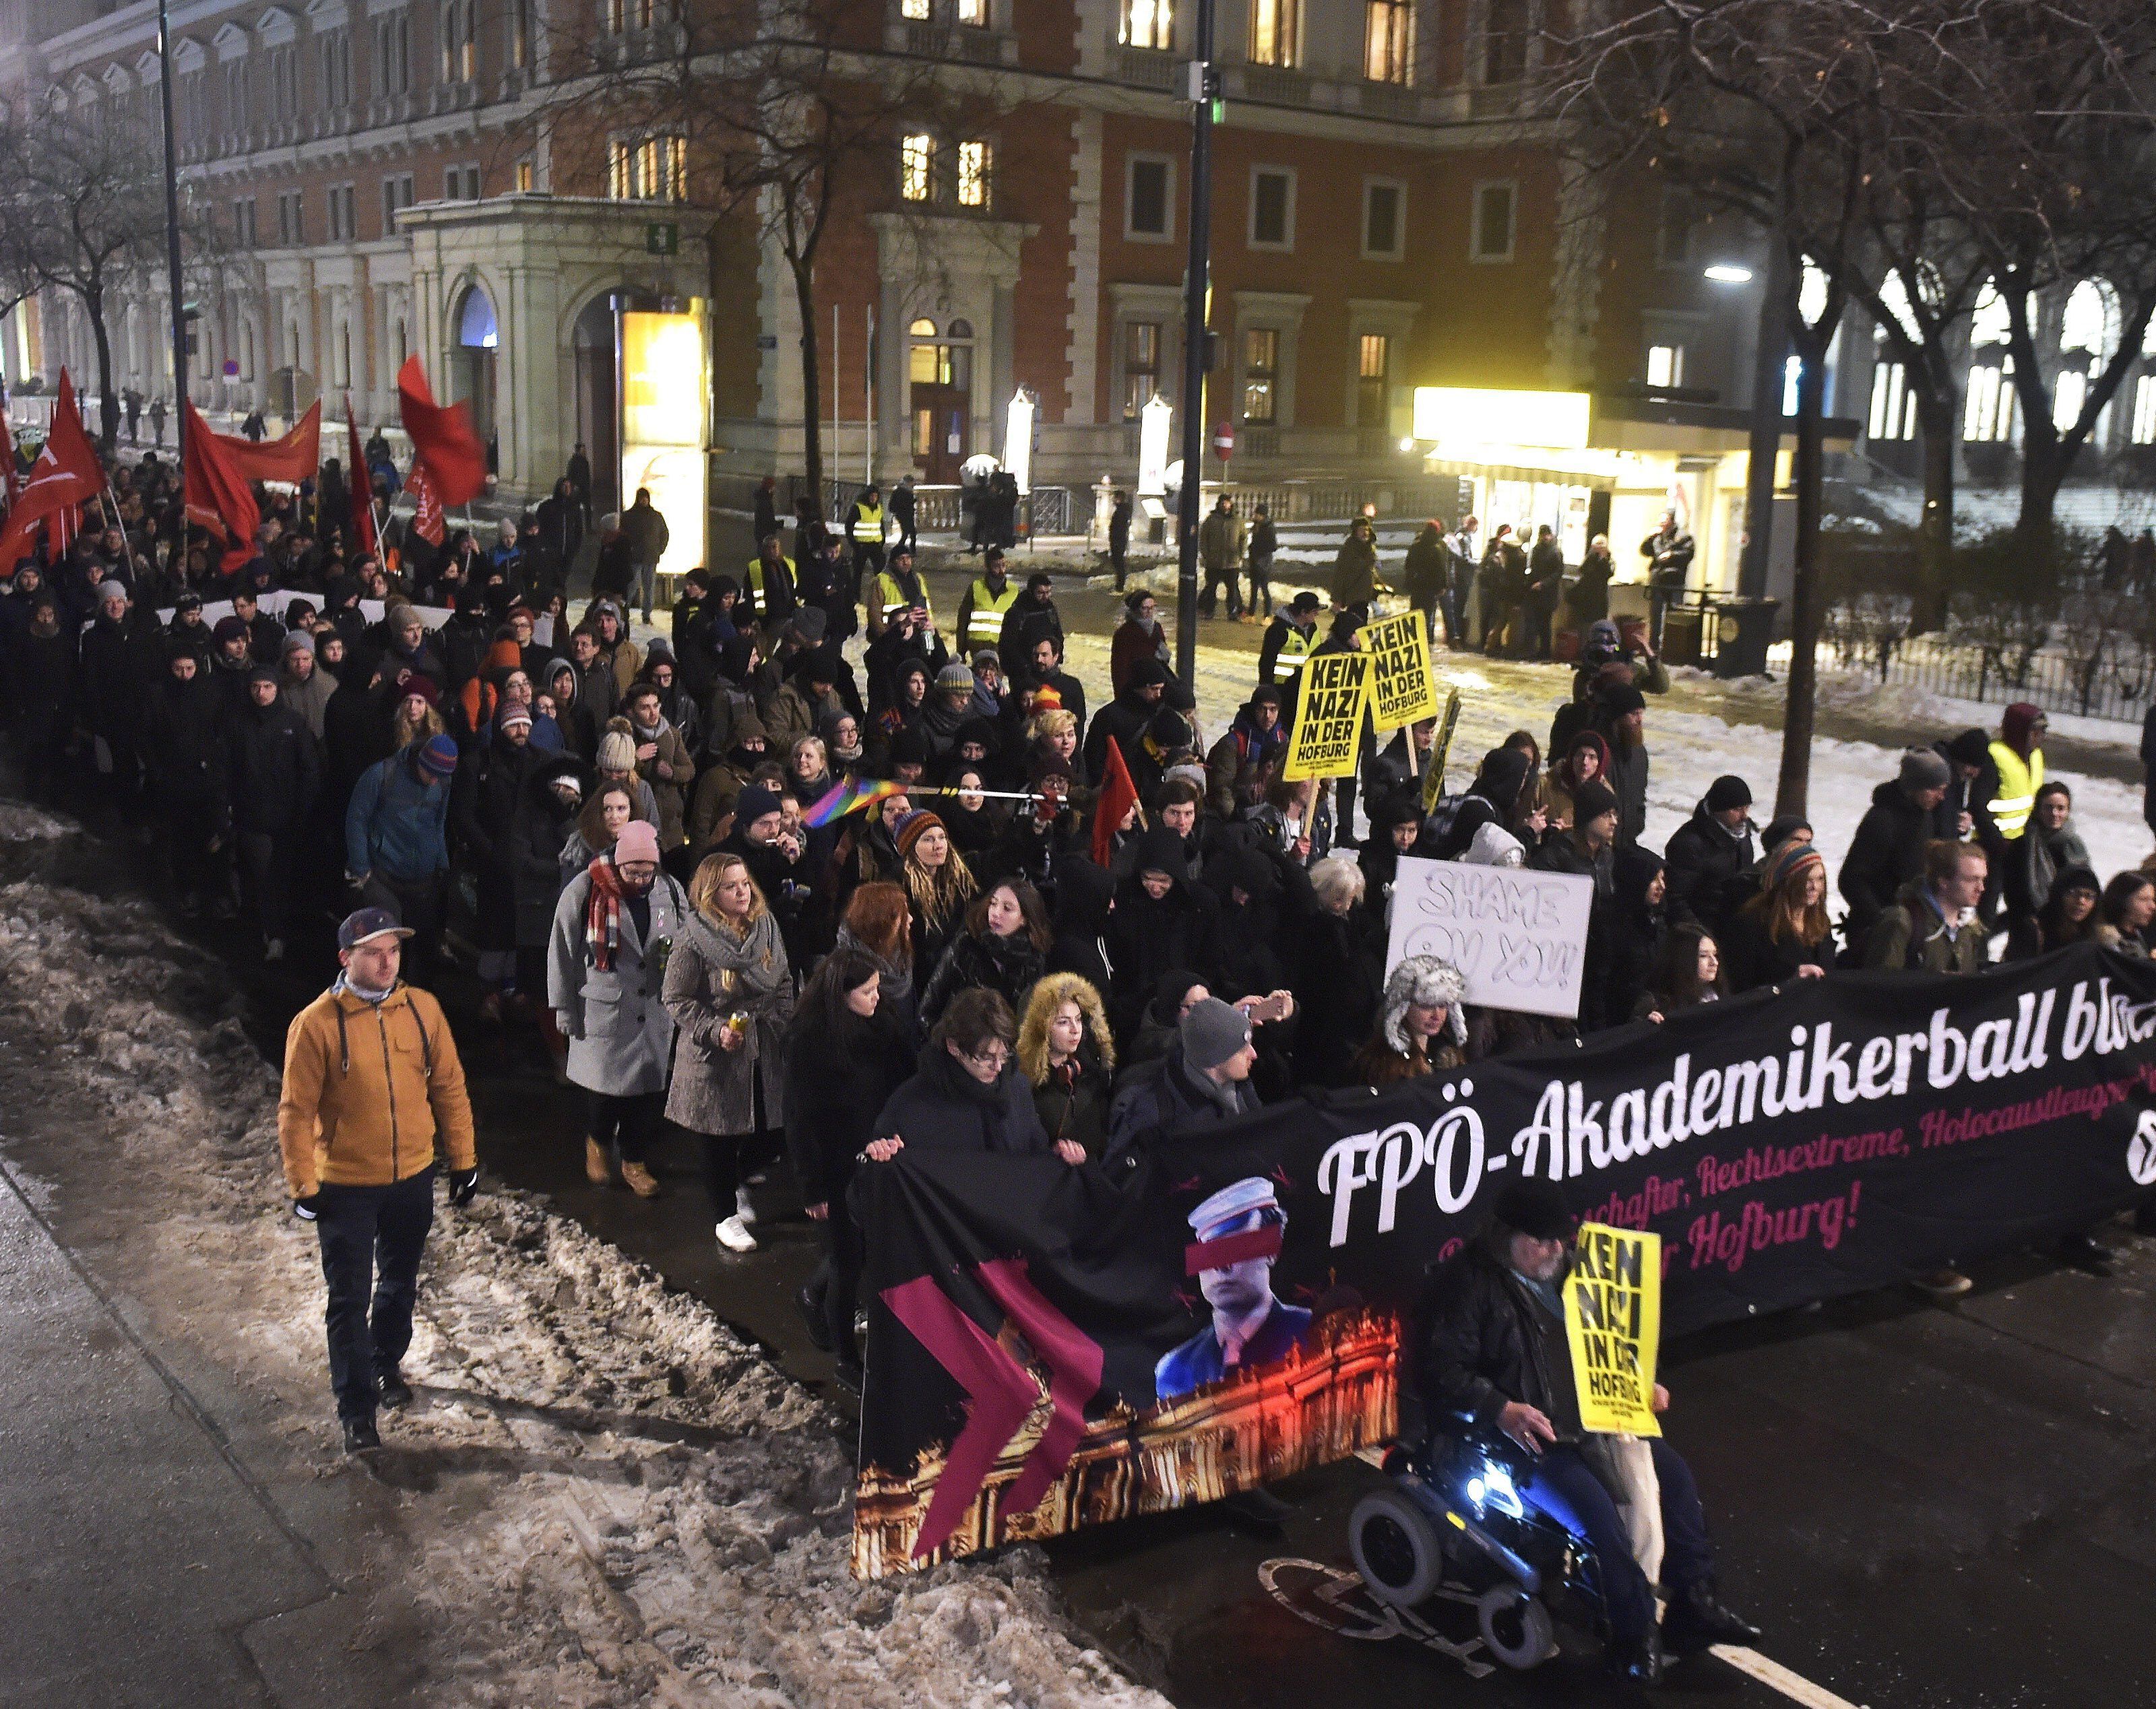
[9,593,78,804]
[78,585,162,792]
[1105,827,1224,1043]
[509,756,587,1043]
[139,648,230,911]
[916,878,1051,1033]
[1599,845,1667,1031]
[1044,851,1115,994]
[1661,775,1756,933]
[1416,1178,1759,1682]
[866,988,1076,1161]
[227,666,321,956]
[452,708,552,1012]
[1837,748,1951,953]
[1434,747,1542,861]
[1594,684,1650,847]
[788,947,916,1389]
[1723,843,1834,992]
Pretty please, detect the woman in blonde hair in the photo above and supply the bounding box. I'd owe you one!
[895,809,978,973]
[1027,706,1087,785]
[1723,843,1833,993]
[1016,973,1116,1161]
[662,851,794,1253]
[389,685,447,753]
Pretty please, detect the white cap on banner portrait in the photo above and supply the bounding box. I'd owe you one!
[1189,1176,1284,1238]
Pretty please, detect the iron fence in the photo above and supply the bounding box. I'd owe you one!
[1816,619,2156,724]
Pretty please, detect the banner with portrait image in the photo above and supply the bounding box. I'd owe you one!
[1281,649,1371,781]
[852,946,2156,1576]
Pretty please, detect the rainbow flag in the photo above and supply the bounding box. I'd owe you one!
[802,777,908,829]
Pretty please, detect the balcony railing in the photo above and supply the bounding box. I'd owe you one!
[1356,79,1419,120]
[1241,63,1311,104]
[1116,44,1178,89]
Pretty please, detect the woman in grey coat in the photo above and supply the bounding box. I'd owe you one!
[548,819,689,1198]
[662,850,795,1252]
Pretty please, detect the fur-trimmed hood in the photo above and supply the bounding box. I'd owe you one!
[1017,971,1116,1085]
[1381,955,1468,1052]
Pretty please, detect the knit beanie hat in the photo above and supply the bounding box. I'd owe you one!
[613,820,662,865]
[1899,746,1951,793]
[596,730,639,773]
[1179,996,1253,1071]
[734,783,783,828]
[416,734,460,779]
[1704,775,1752,813]
[936,661,975,693]
[213,615,250,643]
[1947,728,1991,769]
[895,808,946,858]
[96,579,127,603]
[282,629,315,657]
[497,706,534,732]
[1599,682,1647,717]
[2002,703,2044,748]
[1572,779,1620,826]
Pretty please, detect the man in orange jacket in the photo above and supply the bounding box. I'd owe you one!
[278,907,478,1452]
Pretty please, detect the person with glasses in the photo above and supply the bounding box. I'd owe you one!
[866,988,1084,1167]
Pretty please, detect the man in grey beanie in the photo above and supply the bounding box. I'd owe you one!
[1104,996,1261,1171]
[1839,746,1955,949]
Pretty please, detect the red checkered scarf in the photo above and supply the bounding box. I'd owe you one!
[584,851,627,971]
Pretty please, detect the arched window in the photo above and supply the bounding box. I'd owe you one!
[457,287,498,350]
[2054,278,2119,432]
[907,317,972,388]
[1964,280,2017,444]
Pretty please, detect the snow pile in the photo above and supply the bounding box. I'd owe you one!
[0,842,1166,1709]
[0,800,71,843]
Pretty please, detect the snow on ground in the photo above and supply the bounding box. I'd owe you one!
[0,810,1166,1709]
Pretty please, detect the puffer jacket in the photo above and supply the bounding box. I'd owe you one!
[344,744,453,880]
[276,982,475,1197]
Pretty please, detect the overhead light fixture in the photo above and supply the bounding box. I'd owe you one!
[1703,264,1754,284]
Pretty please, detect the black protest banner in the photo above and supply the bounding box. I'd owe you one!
[852,946,2156,1576]
[1281,649,1371,781]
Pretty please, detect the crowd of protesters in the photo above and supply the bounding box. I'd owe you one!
[6,452,2155,1378]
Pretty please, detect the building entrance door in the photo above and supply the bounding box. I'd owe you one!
[907,317,972,484]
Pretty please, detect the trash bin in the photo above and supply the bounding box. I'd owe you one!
[1661,607,1705,668]
[1708,596,1781,679]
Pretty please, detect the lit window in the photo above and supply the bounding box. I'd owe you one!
[1250,0,1298,68]
[1122,321,1161,420]
[1365,0,1413,84]
[1645,344,1684,388]
[1964,280,2017,443]
[2131,374,2156,446]
[957,0,988,23]
[1359,333,1389,381]
[900,133,934,201]
[902,0,930,16]
[1868,360,1915,442]
[1356,333,1389,428]
[1121,0,1173,52]
[1242,328,1279,424]
[611,135,685,201]
[957,140,990,207]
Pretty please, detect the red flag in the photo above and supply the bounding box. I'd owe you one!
[1091,736,1141,868]
[395,355,485,506]
[407,455,445,545]
[344,399,378,560]
[0,369,102,571]
[183,395,260,570]
[222,399,321,486]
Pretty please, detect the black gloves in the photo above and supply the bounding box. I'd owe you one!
[292,1194,322,1222]
[447,1167,480,1207]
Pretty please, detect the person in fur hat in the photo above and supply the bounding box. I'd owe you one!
[1352,954,1467,1085]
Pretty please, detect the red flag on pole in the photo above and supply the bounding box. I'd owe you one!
[406,455,445,545]
[182,395,260,570]
[222,399,321,486]
[1091,736,1141,868]
[0,369,102,571]
[344,397,377,560]
[395,355,485,506]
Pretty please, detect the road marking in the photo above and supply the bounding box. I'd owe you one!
[1710,1644,1866,1709]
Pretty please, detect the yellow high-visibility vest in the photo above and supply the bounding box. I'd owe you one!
[874,570,932,625]
[1271,622,1317,682]
[850,502,885,544]
[744,555,795,611]
[965,578,1018,647]
[1986,740,2043,839]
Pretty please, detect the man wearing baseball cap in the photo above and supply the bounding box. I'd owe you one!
[279,907,478,1453]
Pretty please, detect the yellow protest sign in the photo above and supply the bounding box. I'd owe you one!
[1281,649,1371,782]
[1562,1222,1661,1437]
[1421,688,1461,814]
[1363,611,1440,730]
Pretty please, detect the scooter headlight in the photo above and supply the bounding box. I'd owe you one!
[1460,1457,1523,1518]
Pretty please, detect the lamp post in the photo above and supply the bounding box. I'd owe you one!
[1174,0,1218,684]
[156,0,187,470]
[1711,247,1791,604]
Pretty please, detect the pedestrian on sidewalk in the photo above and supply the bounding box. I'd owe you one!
[278,909,478,1454]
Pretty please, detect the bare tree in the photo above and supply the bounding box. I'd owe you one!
[536,0,1019,509]
[0,93,175,447]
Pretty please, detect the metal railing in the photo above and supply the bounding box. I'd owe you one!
[1817,619,2156,724]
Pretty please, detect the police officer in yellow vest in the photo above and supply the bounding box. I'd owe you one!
[956,546,1019,657]
[742,533,798,631]
[1258,590,1322,721]
[850,484,887,586]
[1975,701,2045,920]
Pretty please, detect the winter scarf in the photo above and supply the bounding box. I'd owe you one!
[683,906,788,1006]
[833,923,914,1009]
[585,852,630,971]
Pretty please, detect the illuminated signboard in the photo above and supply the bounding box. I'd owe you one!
[621,309,707,585]
[1410,386,1592,451]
